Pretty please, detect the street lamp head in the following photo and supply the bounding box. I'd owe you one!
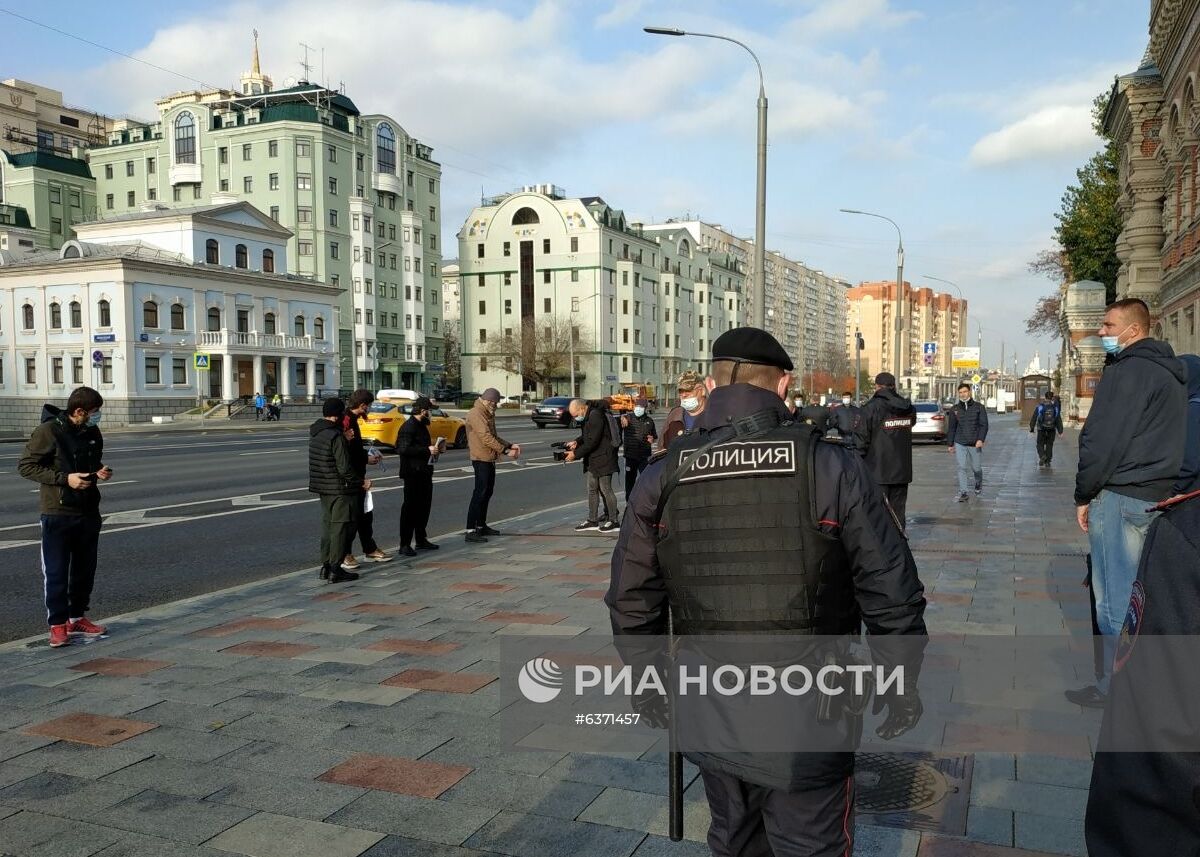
[839,208,865,215]
[644,26,685,36]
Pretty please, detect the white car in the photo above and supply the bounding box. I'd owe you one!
[911,401,947,442]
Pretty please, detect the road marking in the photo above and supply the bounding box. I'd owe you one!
[237,449,301,456]
[27,480,138,493]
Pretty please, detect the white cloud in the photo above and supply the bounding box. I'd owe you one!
[595,0,643,29]
[969,105,1101,166]
[789,0,921,38]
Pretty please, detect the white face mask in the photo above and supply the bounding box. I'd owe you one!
[680,396,700,413]
[842,397,851,406]
[633,406,646,417]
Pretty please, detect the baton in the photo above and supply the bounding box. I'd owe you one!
[668,613,683,841]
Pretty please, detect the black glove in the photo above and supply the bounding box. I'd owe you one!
[632,689,669,729]
[872,690,922,740]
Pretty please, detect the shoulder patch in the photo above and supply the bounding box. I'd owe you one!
[882,417,912,430]
[678,440,797,483]
[1113,579,1146,674]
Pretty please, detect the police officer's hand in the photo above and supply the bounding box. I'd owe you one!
[872,690,922,740]
[632,689,669,729]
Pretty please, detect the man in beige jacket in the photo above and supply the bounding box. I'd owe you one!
[465,388,520,543]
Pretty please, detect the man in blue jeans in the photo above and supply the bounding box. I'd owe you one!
[946,383,988,502]
[1067,298,1186,708]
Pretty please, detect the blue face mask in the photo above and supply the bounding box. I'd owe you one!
[1101,324,1132,355]
[633,407,646,417]
[86,411,102,427]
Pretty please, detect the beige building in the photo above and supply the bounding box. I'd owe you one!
[1,79,114,158]
[846,280,967,383]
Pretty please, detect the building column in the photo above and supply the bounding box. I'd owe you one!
[222,354,235,402]
[280,356,292,397]
[252,355,264,396]
[306,358,316,398]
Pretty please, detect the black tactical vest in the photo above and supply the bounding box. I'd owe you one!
[654,411,857,636]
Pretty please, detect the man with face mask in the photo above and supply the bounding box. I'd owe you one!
[658,371,707,452]
[1066,298,1186,708]
[620,398,658,498]
[828,390,863,453]
[396,397,443,556]
[946,383,989,502]
[19,386,112,648]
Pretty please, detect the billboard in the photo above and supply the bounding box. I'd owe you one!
[951,346,980,369]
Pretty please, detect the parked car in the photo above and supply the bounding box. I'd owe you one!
[531,396,574,428]
[359,399,467,450]
[912,401,947,442]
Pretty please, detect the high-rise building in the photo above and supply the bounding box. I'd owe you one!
[86,38,443,392]
[455,186,743,401]
[846,280,967,381]
[1,78,114,158]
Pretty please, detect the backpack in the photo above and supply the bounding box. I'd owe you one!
[606,411,623,448]
[1038,403,1058,430]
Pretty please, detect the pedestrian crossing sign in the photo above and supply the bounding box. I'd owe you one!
[194,353,211,370]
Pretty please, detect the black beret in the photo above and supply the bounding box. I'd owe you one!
[711,327,793,371]
[322,397,346,417]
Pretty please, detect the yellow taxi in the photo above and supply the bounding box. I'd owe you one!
[358,390,467,451]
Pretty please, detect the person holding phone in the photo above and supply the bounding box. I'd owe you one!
[18,387,113,648]
[396,397,442,556]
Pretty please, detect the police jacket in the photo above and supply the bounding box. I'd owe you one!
[17,404,104,516]
[607,383,927,792]
[946,399,988,447]
[1086,491,1200,857]
[572,402,618,477]
[308,418,359,495]
[854,389,916,485]
[396,414,434,478]
[621,413,657,462]
[1076,338,1186,505]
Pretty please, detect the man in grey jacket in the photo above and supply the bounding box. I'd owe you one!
[946,383,989,502]
[1066,298,1187,707]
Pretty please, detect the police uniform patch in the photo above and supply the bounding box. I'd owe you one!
[677,440,796,483]
[1113,579,1145,674]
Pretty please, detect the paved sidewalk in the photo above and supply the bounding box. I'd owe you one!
[0,413,1096,856]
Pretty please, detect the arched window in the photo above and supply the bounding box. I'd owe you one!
[235,244,248,269]
[294,315,306,336]
[22,304,35,330]
[170,303,185,330]
[143,300,159,328]
[174,112,196,164]
[49,302,62,329]
[206,239,219,264]
[69,301,81,328]
[262,249,275,273]
[314,317,325,339]
[207,307,221,331]
[264,312,276,334]
[376,123,396,174]
[512,206,540,225]
[97,299,111,327]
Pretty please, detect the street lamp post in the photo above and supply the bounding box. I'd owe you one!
[569,292,601,398]
[646,26,767,329]
[840,209,904,383]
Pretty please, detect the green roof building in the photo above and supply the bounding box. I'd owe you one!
[0,149,97,252]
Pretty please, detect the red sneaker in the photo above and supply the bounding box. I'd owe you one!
[49,624,70,647]
[67,617,107,636]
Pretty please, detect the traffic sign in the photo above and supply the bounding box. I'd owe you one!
[971,373,982,384]
[922,353,934,367]
[922,342,937,355]
[194,353,211,370]
[91,350,104,367]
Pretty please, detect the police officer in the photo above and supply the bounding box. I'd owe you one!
[854,372,917,528]
[607,328,927,857]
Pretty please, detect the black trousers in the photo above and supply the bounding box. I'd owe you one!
[700,767,855,857]
[40,514,102,626]
[1036,429,1057,464]
[401,471,433,546]
[624,457,647,497]
[351,489,379,555]
[467,461,496,530]
[319,494,357,573]
[881,483,908,530]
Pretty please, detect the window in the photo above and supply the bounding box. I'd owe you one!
[543,238,551,253]
[49,186,61,204]
[298,240,313,256]
[330,241,340,260]
[145,356,161,385]
[478,300,486,315]
[329,209,339,227]
[479,329,486,343]
[389,224,396,240]
[174,112,196,163]
[104,164,113,180]
[243,176,253,193]
[377,124,396,174]
[504,272,512,286]
[269,205,279,221]
[169,303,185,331]
[22,304,34,330]
[72,356,83,384]
[476,243,484,258]
[429,178,435,192]
[297,207,312,223]
[49,302,62,329]
[328,177,338,195]
[207,307,221,331]
[105,193,114,210]
[429,205,436,221]
[173,358,186,384]
[69,301,81,328]
[262,249,275,272]
[173,187,182,202]
[416,315,423,330]
[480,356,488,371]
[296,140,310,157]
[235,244,248,269]
[477,273,483,286]
[354,247,361,262]
[365,248,373,265]
[314,317,325,338]
[242,143,252,161]
[268,139,278,157]
[502,241,511,257]
[100,356,112,384]
[504,299,512,315]
[294,315,305,336]
[297,174,312,190]
[356,152,364,171]
[365,310,373,325]
[407,169,414,187]
[124,191,134,207]
[543,270,551,284]
[25,357,36,384]
[148,188,157,200]
[328,145,337,163]
[218,146,228,164]
[126,160,134,177]
[261,312,275,335]
[141,300,158,328]
[98,300,111,327]
[571,269,580,282]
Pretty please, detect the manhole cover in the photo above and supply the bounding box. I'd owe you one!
[855,752,973,835]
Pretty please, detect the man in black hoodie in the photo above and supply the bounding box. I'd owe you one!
[18,387,112,648]
[308,398,362,584]
[854,372,917,529]
[1066,298,1187,708]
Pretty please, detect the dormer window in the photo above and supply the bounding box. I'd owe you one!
[174,112,196,164]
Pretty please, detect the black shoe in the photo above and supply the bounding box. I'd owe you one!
[574,520,600,532]
[465,529,488,543]
[956,493,968,503]
[400,546,417,557]
[1064,685,1107,708]
[480,526,501,536]
[415,541,440,551]
[598,520,618,533]
[319,565,331,580]
[327,569,359,584]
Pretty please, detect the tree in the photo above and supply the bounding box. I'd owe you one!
[483,315,594,397]
[1025,293,1063,339]
[442,324,461,388]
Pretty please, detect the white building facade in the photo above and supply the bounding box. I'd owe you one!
[0,201,339,431]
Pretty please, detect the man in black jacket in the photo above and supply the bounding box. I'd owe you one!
[564,398,620,533]
[1029,390,1064,467]
[396,397,443,556]
[18,387,113,648]
[308,398,362,584]
[1066,298,1187,708]
[854,372,917,529]
[342,389,392,568]
[828,391,863,453]
[620,398,657,498]
[946,383,989,502]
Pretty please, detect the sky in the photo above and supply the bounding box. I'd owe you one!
[1,0,1150,372]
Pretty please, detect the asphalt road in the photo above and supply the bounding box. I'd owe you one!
[0,418,586,643]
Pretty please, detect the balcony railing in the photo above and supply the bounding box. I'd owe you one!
[199,330,324,351]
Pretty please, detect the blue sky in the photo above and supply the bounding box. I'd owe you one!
[2,0,1149,370]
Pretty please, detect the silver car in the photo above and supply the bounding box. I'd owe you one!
[912,401,947,442]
